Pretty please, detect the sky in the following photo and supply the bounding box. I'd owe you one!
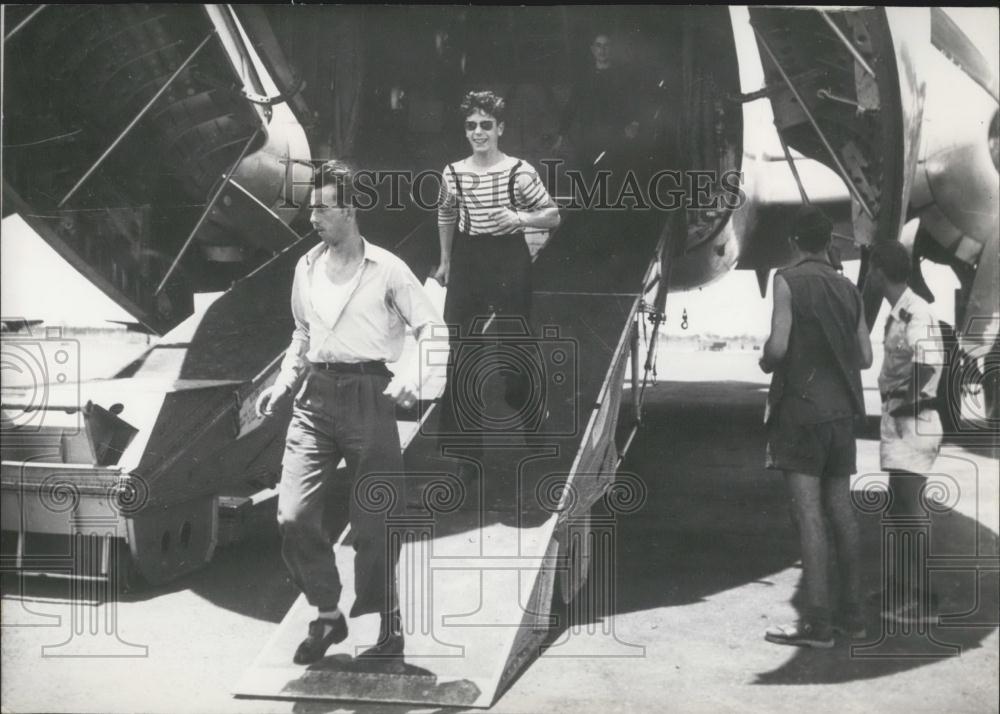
[0,7,995,335]
[1,214,134,325]
[660,248,959,340]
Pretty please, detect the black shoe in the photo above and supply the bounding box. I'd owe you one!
[764,619,834,648]
[293,616,348,664]
[359,611,405,659]
[832,608,867,639]
[360,631,405,658]
[831,602,868,640]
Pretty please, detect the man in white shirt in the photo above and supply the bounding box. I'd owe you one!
[866,240,945,624]
[256,160,440,664]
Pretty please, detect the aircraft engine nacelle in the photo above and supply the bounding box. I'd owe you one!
[912,100,999,252]
[197,5,314,265]
[909,50,999,344]
[192,100,313,265]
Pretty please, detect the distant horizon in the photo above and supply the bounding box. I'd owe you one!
[2,211,961,343]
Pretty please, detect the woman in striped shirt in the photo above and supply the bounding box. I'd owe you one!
[435,90,560,443]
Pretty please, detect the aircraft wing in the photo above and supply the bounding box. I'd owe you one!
[0,319,44,334]
[735,153,858,282]
[752,153,851,208]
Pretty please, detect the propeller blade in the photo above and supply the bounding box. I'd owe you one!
[959,214,1000,348]
[907,231,936,305]
[931,7,999,104]
[858,246,882,334]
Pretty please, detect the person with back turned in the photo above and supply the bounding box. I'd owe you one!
[256,160,440,665]
[759,206,873,647]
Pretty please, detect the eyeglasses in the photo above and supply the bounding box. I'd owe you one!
[464,120,495,132]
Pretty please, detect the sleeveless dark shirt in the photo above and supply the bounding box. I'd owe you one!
[769,259,865,424]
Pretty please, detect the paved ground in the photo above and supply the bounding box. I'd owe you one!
[2,350,998,713]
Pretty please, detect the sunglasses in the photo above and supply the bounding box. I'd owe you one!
[464,120,496,131]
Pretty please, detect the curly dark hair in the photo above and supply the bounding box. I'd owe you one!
[459,90,506,123]
[792,205,833,253]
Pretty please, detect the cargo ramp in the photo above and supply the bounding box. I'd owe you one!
[235,211,667,707]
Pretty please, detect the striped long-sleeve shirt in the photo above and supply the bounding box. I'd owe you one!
[437,155,553,235]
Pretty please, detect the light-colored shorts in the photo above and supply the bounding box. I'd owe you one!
[879,403,942,473]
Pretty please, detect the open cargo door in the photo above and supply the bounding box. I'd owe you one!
[2,4,312,334]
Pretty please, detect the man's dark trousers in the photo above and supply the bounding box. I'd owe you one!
[277,366,402,617]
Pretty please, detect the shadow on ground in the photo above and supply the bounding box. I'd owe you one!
[545,379,999,686]
[5,376,993,704]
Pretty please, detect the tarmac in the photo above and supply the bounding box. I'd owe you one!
[2,350,998,714]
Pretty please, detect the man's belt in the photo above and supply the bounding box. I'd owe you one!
[310,361,392,376]
[882,388,941,416]
[880,388,909,403]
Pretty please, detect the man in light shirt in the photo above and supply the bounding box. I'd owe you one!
[866,240,946,624]
[256,160,440,665]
